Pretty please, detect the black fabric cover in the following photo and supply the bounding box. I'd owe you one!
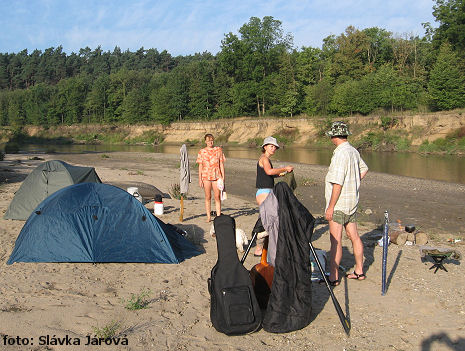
[262,182,315,333]
[208,215,262,335]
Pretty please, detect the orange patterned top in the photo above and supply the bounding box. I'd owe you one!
[196,146,225,181]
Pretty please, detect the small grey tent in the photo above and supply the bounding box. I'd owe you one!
[4,160,101,220]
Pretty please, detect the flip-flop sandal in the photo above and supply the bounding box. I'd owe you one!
[346,271,366,280]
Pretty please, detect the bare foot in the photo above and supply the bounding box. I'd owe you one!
[206,217,212,223]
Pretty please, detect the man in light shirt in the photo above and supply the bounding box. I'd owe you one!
[324,121,368,286]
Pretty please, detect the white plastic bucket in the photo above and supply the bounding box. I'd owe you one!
[154,201,164,215]
[154,202,164,215]
[127,187,143,203]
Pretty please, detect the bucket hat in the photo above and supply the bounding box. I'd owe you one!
[261,136,280,148]
[326,121,352,137]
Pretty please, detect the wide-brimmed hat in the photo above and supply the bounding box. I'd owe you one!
[261,136,280,148]
[326,121,352,137]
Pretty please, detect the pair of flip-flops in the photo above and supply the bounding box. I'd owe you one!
[346,271,366,280]
[319,271,366,287]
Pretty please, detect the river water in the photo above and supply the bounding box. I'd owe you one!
[6,143,465,184]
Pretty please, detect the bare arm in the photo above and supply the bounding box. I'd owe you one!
[261,156,293,176]
[325,183,342,221]
[361,170,368,180]
[219,156,225,181]
[198,163,204,188]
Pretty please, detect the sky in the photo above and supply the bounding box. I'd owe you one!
[0,0,437,56]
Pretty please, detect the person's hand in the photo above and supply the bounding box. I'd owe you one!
[325,207,334,221]
[199,179,204,188]
[286,166,294,173]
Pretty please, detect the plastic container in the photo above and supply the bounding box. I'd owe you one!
[127,187,143,203]
[154,194,163,215]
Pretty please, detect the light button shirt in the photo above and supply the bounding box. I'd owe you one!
[325,141,368,215]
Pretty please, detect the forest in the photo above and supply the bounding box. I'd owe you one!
[0,0,464,128]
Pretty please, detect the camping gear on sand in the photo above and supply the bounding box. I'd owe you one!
[382,211,389,296]
[310,241,351,335]
[7,183,199,264]
[4,160,101,220]
[154,194,164,215]
[419,246,462,273]
[208,215,262,335]
[249,236,274,310]
[238,183,315,334]
[127,186,143,203]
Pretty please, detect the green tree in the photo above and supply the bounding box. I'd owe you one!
[428,42,465,110]
[85,74,110,123]
[432,0,465,52]
[327,26,369,84]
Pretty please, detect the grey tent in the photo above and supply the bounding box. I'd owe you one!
[4,160,101,220]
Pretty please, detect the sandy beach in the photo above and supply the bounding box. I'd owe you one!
[1,151,464,351]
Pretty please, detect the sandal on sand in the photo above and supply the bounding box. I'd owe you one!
[346,271,366,280]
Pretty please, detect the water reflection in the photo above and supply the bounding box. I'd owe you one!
[3,143,464,184]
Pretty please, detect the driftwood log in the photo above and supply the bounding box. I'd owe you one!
[389,230,408,245]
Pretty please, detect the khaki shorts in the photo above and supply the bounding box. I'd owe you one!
[332,210,357,225]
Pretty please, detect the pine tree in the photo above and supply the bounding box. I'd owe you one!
[428,42,465,110]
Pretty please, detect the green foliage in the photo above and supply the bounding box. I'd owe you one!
[122,289,151,310]
[126,131,165,145]
[246,137,262,148]
[432,0,465,53]
[169,183,182,199]
[428,42,465,111]
[0,14,464,127]
[274,128,298,145]
[215,133,231,145]
[355,130,411,151]
[298,177,317,186]
[419,127,465,153]
[380,116,398,130]
[92,321,121,339]
[315,117,334,137]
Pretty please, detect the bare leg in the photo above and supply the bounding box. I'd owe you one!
[211,180,221,216]
[345,222,365,279]
[329,220,344,282]
[254,193,269,255]
[203,180,212,222]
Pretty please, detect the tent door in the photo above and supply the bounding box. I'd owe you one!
[44,170,72,197]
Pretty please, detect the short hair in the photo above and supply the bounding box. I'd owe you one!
[204,133,214,140]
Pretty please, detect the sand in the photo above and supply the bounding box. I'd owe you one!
[1,151,464,351]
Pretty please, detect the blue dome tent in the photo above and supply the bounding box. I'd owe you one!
[7,183,200,264]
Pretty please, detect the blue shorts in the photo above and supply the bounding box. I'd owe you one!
[256,188,272,197]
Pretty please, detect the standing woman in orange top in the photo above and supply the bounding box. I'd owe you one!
[196,134,226,222]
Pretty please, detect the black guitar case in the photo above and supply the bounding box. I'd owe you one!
[208,214,262,335]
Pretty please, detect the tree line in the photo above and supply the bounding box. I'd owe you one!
[1,0,464,128]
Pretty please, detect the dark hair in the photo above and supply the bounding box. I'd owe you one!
[261,146,266,153]
[204,133,214,140]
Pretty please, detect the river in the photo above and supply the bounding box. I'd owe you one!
[5,143,465,184]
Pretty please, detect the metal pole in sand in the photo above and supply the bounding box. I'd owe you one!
[381,210,389,295]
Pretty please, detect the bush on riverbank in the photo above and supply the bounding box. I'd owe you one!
[419,127,465,154]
